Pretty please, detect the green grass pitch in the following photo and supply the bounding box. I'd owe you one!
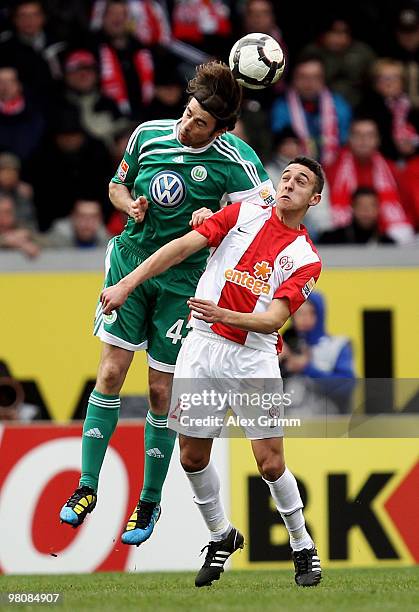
[1,568,419,611]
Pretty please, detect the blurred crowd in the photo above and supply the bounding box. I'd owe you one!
[1,0,419,257]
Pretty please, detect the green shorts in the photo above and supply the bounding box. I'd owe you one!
[94,235,203,372]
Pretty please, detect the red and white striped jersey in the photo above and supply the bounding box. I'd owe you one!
[193,202,322,354]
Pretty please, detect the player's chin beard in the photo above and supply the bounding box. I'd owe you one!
[181,132,211,149]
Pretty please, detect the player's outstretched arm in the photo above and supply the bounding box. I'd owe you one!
[187,297,291,334]
[101,231,208,314]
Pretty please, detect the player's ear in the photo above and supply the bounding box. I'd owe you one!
[308,193,321,208]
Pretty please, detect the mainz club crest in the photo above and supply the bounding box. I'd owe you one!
[279,255,294,271]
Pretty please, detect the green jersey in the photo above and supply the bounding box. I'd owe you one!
[111,118,275,267]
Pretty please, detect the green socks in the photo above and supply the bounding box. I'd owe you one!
[79,397,175,501]
[79,390,120,491]
[140,410,176,503]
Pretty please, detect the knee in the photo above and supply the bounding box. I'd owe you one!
[99,360,124,391]
[149,380,171,412]
[180,447,208,473]
[257,455,285,482]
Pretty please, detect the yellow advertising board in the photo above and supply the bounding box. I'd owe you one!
[316,268,419,378]
[230,437,419,568]
[1,267,419,420]
[0,272,148,421]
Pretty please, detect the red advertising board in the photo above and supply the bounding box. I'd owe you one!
[0,423,144,574]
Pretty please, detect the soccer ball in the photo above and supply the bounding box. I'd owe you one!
[229,33,285,90]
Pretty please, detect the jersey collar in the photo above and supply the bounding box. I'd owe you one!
[270,207,308,235]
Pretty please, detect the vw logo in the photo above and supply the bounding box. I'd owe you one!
[150,171,186,208]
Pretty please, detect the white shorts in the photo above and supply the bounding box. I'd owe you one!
[168,330,284,439]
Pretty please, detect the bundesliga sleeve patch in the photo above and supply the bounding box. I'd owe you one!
[259,187,275,206]
[302,277,316,299]
[117,159,130,182]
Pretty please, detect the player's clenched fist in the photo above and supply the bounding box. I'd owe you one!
[129,195,148,222]
[189,207,213,227]
[100,282,130,314]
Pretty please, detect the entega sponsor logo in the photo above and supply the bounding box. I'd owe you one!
[225,268,271,296]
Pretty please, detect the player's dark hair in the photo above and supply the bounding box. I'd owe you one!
[286,156,325,194]
[187,60,242,131]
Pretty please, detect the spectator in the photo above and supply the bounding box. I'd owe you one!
[0,360,44,421]
[44,199,110,248]
[299,17,376,106]
[241,0,283,44]
[230,118,251,143]
[326,118,415,244]
[26,106,113,230]
[90,0,171,47]
[0,65,45,162]
[92,0,156,119]
[387,8,419,109]
[146,52,187,120]
[318,187,395,244]
[0,0,64,105]
[61,49,125,146]
[42,0,91,42]
[280,292,355,414]
[271,58,352,165]
[237,0,288,159]
[170,0,233,59]
[106,125,133,235]
[265,127,333,239]
[92,0,205,81]
[0,152,38,230]
[399,153,419,231]
[109,123,136,166]
[0,192,40,258]
[357,58,419,160]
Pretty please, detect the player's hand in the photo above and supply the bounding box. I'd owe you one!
[187,297,225,323]
[100,282,130,314]
[189,208,213,227]
[128,195,148,223]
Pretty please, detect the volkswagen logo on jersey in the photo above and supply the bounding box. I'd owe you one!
[150,171,186,208]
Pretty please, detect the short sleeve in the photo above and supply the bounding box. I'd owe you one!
[111,125,142,189]
[194,203,241,247]
[274,261,322,314]
[222,137,276,206]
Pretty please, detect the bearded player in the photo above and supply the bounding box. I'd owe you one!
[59,61,276,545]
[101,156,324,587]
